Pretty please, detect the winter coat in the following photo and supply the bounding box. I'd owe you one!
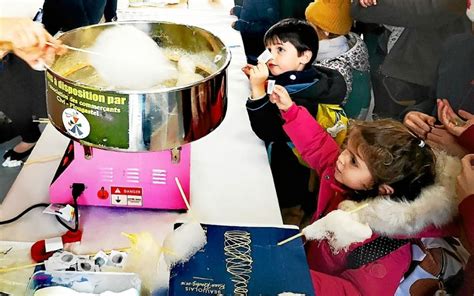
[42,0,117,35]
[403,32,474,119]
[351,0,470,88]
[316,32,370,105]
[246,66,346,143]
[281,104,468,296]
[458,125,474,153]
[279,0,312,19]
[457,126,474,295]
[232,0,279,35]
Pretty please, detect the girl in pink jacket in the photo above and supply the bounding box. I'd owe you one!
[270,85,470,295]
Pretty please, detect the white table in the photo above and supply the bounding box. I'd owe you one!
[0,9,281,254]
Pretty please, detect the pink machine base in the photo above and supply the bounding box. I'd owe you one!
[50,141,190,210]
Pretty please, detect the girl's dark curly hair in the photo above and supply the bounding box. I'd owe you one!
[348,119,436,201]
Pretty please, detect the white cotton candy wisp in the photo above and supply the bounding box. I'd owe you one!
[122,232,162,294]
[88,25,178,90]
[162,221,207,267]
[302,209,372,252]
[175,54,204,86]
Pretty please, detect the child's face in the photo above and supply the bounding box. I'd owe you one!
[265,39,309,76]
[334,140,374,191]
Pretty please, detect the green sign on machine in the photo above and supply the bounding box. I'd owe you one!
[46,72,130,149]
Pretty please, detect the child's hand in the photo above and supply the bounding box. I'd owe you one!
[248,62,268,99]
[437,99,474,137]
[457,154,474,201]
[241,64,252,78]
[270,84,293,111]
[359,0,377,8]
[249,62,268,86]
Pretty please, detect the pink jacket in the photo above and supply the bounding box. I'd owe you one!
[281,104,464,295]
[457,125,474,295]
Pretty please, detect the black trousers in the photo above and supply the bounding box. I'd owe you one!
[0,55,46,143]
[268,142,316,213]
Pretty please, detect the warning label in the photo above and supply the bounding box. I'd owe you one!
[111,186,143,207]
[127,196,143,207]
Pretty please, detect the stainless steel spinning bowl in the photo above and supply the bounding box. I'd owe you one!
[45,21,231,151]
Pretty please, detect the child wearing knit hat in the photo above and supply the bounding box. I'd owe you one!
[306,0,371,118]
[306,0,352,36]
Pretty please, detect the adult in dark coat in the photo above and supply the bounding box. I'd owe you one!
[0,0,117,165]
[42,0,117,35]
[351,0,470,119]
[231,0,311,64]
[403,15,474,157]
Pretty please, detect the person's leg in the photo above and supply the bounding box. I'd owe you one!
[0,55,46,160]
[269,142,313,225]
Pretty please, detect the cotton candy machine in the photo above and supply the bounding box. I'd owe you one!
[46,22,230,209]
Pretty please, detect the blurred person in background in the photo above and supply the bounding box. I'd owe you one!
[0,0,117,167]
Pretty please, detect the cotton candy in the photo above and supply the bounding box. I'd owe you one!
[122,232,162,294]
[302,209,372,253]
[88,25,178,90]
[162,221,207,267]
[175,54,204,86]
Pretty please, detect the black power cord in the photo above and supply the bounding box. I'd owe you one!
[54,183,84,232]
[0,203,50,225]
[0,183,85,233]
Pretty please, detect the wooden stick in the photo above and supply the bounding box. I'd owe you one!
[0,262,43,273]
[277,232,304,246]
[32,118,50,124]
[175,177,192,212]
[277,203,370,246]
[46,41,104,57]
[121,233,176,256]
[347,203,369,213]
[62,63,90,77]
[24,155,62,165]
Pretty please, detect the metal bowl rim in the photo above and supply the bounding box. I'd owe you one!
[45,20,232,94]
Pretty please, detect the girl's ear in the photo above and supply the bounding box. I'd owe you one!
[378,184,394,195]
[299,50,312,65]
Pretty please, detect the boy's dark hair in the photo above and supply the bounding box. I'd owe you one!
[263,18,319,67]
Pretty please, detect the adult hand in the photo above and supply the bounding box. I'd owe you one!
[437,99,474,137]
[270,84,293,111]
[0,17,65,68]
[403,111,436,139]
[359,0,377,8]
[249,62,269,99]
[426,127,468,157]
[457,154,474,201]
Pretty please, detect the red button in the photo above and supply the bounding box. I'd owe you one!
[97,187,109,199]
